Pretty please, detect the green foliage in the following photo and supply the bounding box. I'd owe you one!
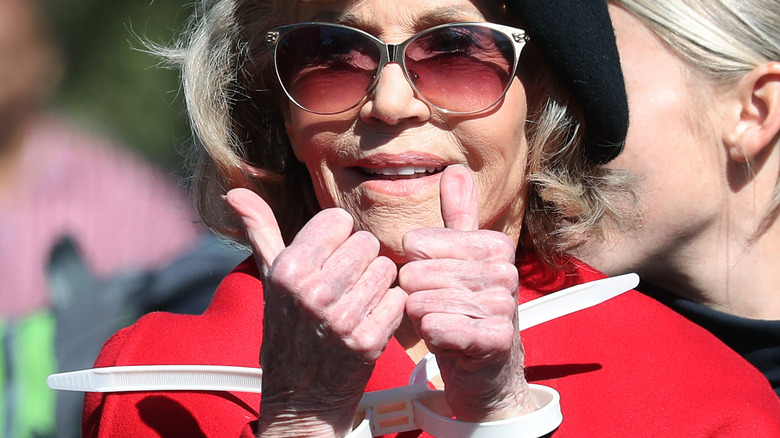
[42,0,194,171]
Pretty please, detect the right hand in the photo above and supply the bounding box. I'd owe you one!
[226,188,407,437]
[400,166,534,421]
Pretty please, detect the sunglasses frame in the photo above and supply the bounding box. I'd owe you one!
[266,21,530,115]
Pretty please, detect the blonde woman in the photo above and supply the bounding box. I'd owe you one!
[581,0,780,395]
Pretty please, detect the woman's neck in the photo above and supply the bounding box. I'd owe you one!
[647,181,780,320]
[682,221,780,320]
[581,174,780,320]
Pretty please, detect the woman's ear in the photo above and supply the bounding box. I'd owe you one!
[724,61,780,162]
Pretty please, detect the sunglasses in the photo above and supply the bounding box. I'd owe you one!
[266,22,530,115]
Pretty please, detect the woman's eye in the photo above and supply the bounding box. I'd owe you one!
[328,51,376,70]
[314,38,377,69]
[419,29,477,54]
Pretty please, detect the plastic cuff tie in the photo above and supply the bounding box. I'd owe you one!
[345,352,562,437]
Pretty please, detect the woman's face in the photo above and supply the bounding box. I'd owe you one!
[283,0,530,262]
[583,5,728,280]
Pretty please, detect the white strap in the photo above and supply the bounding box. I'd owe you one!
[346,384,561,438]
[516,272,638,331]
[412,385,561,438]
[47,365,263,394]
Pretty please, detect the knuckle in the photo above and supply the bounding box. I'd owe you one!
[373,256,398,277]
[269,251,304,282]
[360,333,385,354]
[302,282,334,310]
[474,231,516,261]
[355,231,382,257]
[353,337,384,361]
[397,263,417,288]
[353,229,379,246]
[491,293,518,315]
[491,262,519,284]
[362,267,394,292]
[319,207,354,227]
[404,295,425,320]
[478,320,516,350]
[327,309,354,336]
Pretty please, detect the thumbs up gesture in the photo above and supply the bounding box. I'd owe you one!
[400,165,537,421]
[226,189,407,436]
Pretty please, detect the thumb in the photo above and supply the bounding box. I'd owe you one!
[439,164,480,231]
[225,188,286,274]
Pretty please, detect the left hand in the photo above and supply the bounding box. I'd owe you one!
[226,188,406,437]
[399,165,537,421]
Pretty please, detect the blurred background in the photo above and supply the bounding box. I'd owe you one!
[1,1,250,437]
[41,0,192,171]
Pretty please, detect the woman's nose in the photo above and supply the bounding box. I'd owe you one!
[359,63,430,125]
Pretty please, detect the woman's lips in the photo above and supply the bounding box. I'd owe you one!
[359,165,447,179]
[347,153,453,196]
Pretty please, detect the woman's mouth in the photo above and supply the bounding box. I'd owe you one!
[345,153,453,197]
[359,165,447,180]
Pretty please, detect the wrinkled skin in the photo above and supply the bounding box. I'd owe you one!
[226,0,538,435]
[229,187,405,436]
[400,167,531,420]
[227,167,533,437]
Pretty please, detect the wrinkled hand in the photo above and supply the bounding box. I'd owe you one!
[226,189,407,437]
[399,165,536,421]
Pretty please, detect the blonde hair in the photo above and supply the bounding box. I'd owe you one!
[171,0,634,262]
[611,0,780,236]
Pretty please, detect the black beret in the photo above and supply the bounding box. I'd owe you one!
[505,0,628,164]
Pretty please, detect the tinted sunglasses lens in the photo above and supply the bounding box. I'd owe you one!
[275,25,381,114]
[405,25,515,113]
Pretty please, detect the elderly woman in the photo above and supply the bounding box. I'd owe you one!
[82,0,780,436]
[580,0,780,395]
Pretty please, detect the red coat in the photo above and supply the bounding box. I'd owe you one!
[82,257,780,437]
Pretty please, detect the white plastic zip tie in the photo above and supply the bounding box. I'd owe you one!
[46,364,264,394]
[49,273,639,437]
[516,272,639,331]
[400,355,561,438]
